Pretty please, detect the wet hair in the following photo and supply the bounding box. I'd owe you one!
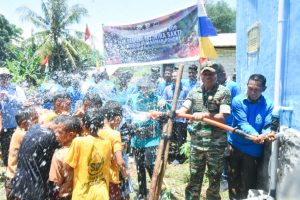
[52,91,71,103]
[102,100,123,121]
[82,108,105,134]
[92,72,103,82]
[53,116,83,135]
[83,92,103,108]
[189,64,198,71]
[15,107,38,126]
[248,74,266,87]
[119,71,133,82]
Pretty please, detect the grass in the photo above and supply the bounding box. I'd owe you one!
[128,159,229,200]
[0,159,229,200]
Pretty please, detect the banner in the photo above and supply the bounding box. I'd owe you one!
[103,5,199,66]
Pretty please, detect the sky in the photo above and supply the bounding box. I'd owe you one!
[0,0,236,52]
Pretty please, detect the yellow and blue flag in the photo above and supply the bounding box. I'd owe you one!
[198,0,218,58]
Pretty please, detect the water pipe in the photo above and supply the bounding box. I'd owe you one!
[269,0,286,197]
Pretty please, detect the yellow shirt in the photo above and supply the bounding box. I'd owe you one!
[65,135,112,200]
[97,126,123,184]
[6,127,26,179]
[38,109,58,124]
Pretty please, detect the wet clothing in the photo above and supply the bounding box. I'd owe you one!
[0,84,25,128]
[117,86,138,105]
[128,91,160,198]
[98,126,123,184]
[39,82,64,110]
[65,135,111,200]
[182,84,231,200]
[133,146,156,198]
[6,127,26,179]
[109,183,122,200]
[67,86,83,114]
[88,80,117,103]
[129,92,161,148]
[227,94,273,199]
[0,84,25,167]
[0,128,15,167]
[49,147,72,199]
[11,125,60,200]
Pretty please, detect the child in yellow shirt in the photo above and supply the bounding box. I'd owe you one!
[98,100,128,200]
[65,108,112,200]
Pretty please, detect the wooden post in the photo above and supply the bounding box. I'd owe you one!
[149,64,184,200]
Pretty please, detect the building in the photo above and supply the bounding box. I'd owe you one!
[236,0,300,197]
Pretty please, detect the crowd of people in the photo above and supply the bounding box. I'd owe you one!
[0,61,277,200]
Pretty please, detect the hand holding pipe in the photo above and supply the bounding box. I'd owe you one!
[148,111,268,143]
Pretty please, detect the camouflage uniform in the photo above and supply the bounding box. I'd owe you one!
[183,84,231,200]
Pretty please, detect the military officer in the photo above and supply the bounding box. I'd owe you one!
[177,62,231,200]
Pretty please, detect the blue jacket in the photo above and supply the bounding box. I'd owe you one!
[228,94,273,157]
[225,80,241,126]
[0,85,25,128]
[67,86,84,114]
[129,92,160,148]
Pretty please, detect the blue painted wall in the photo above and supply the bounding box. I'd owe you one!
[236,0,300,130]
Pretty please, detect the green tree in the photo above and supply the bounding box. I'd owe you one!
[6,45,42,86]
[19,0,88,72]
[0,14,22,66]
[206,0,236,33]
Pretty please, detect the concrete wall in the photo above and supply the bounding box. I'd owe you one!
[177,47,236,80]
[213,47,236,79]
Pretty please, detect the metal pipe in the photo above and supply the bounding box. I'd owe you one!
[269,0,286,197]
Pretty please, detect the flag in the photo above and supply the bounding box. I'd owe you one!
[41,55,49,65]
[198,0,218,58]
[96,59,100,71]
[200,57,209,64]
[85,24,91,41]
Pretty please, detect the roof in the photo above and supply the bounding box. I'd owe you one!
[209,33,236,47]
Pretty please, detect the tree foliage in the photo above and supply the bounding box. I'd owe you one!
[18,0,89,72]
[206,0,236,33]
[0,14,22,66]
[6,45,43,86]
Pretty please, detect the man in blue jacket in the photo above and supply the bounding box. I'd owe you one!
[129,77,161,200]
[227,74,275,199]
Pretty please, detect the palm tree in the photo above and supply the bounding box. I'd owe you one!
[19,0,88,72]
